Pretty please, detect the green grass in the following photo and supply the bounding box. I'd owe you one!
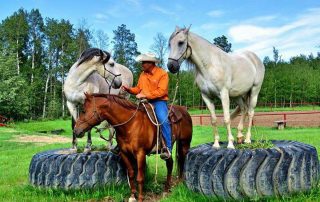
[188,105,320,115]
[0,120,320,201]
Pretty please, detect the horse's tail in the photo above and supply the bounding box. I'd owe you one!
[175,138,183,178]
[230,105,241,120]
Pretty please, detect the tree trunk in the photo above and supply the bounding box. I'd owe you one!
[42,71,50,118]
[61,44,65,117]
[16,39,20,75]
[31,43,35,83]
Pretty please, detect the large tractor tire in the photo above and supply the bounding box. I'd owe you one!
[29,149,127,189]
[184,140,319,199]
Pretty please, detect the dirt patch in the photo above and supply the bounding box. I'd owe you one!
[8,135,71,145]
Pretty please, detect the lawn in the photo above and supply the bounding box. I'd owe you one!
[0,119,320,201]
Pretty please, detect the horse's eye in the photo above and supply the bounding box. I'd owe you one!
[178,41,184,46]
[110,63,114,67]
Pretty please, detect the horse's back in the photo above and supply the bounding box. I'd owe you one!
[230,50,265,86]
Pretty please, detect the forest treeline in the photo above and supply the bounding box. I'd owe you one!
[0,8,319,120]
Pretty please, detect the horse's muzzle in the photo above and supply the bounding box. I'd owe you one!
[73,128,85,138]
[167,59,180,74]
[113,78,122,89]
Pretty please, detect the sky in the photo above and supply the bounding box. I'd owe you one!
[1,0,320,60]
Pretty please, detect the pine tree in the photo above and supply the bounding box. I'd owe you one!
[112,24,139,73]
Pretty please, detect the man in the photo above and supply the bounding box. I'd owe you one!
[122,52,172,160]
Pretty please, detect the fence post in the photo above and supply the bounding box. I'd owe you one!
[200,116,203,126]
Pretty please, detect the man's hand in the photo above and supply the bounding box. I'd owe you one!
[121,85,130,92]
[136,93,146,99]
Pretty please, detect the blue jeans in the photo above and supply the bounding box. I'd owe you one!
[150,100,172,152]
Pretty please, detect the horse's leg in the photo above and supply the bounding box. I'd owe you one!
[107,126,115,149]
[72,130,78,151]
[68,101,78,151]
[201,93,219,148]
[220,89,234,149]
[84,129,92,152]
[236,97,247,144]
[245,86,260,144]
[164,157,173,192]
[136,151,146,202]
[120,152,137,201]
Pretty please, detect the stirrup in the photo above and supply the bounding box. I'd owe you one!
[160,147,171,160]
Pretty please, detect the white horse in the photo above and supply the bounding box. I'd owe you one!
[64,48,133,151]
[167,26,265,149]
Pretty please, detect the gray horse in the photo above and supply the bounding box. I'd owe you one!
[167,26,265,149]
[64,48,133,151]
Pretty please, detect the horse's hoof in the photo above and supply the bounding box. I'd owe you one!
[244,139,251,144]
[237,136,244,144]
[212,144,220,149]
[227,143,235,149]
[69,148,77,153]
[128,196,137,202]
[84,147,91,153]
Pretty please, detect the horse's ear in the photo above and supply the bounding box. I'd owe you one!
[175,25,180,32]
[102,51,111,64]
[99,49,103,61]
[184,24,192,34]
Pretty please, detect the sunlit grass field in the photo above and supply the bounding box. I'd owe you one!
[0,119,319,201]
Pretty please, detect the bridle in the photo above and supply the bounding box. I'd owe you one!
[168,31,192,64]
[75,97,104,130]
[76,96,141,132]
[103,63,122,94]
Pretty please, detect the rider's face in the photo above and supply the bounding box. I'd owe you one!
[142,61,155,72]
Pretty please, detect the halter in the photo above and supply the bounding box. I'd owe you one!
[103,63,122,94]
[168,31,192,63]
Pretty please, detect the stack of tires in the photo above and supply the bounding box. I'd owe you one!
[184,140,319,199]
[29,149,127,189]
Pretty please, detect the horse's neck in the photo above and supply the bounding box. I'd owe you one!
[189,33,227,75]
[68,64,96,85]
[100,100,135,126]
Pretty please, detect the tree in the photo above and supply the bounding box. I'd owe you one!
[0,50,29,119]
[91,29,109,51]
[27,9,44,83]
[273,46,281,66]
[75,19,92,56]
[150,32,168,68]
[112,24,139,73]
[213,35,232,53]
[43,18,75,118]
[0,8,29,75]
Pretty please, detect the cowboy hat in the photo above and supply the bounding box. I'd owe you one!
[135,52,159,63]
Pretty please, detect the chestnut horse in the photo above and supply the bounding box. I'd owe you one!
[73,93,192,202]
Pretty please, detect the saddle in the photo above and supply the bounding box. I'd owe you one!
[168,105,183,123]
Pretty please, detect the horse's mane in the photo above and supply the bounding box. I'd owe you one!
[91,94,143,111]
[77,48,110,66]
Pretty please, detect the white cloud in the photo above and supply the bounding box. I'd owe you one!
[126,0,140,6]
[94,13,108,20]
[228,7,320,59]
[207,10,224,17]
[150,5,175,17]
[141,21,159,29]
